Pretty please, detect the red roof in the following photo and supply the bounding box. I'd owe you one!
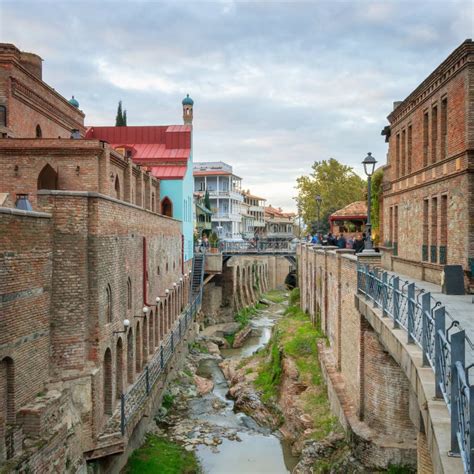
[151,165,187,180]
[329,201,367,220]
[85,125,191,181]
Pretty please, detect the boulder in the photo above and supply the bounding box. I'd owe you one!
[232,325,252,348]
[194,375,214,395]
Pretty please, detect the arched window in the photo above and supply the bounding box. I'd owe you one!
[161,197,173,217]
[157,266,160,276]
[115,339,123,400]
[114,175,121,199]
[135,323,141,373]
[103,349,112,415]
[127,278,132,310]
[127,328,134,384]
[37,164,58,190]
[35,124,42,138]
[106,284,112,323]
[0,105,6,127]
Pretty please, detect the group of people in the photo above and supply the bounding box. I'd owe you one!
[307,232,367,253]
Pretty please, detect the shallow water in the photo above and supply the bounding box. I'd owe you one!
[192,305,299,473]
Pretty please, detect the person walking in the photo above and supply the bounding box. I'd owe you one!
[337,233,346,249]
[353,234,365,253]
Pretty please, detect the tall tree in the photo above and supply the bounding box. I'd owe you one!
[204,190,211,211]
[123,109,127,126]
[115,101,124,126]
[295,158,366,232]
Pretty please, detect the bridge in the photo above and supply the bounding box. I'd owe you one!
[298,244,473,473]
[218,240,297,265]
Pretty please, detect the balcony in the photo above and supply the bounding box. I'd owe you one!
[267,231,295,239]
[212,213,241,221]
[208,190,243,201]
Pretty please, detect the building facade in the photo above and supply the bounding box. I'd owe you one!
[380,39,474,291]
[193,161,244,240]
[264,205,296,241]
[0,44,194,471]
[242,190,266,238]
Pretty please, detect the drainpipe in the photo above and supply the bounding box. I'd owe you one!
[143,237,153,307]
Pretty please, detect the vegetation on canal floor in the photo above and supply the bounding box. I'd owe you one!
[124,434,200,474]
[263,289,287,303]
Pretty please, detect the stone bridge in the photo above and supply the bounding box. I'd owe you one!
[298,243,471,473]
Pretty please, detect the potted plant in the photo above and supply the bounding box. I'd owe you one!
[209,232,219,253]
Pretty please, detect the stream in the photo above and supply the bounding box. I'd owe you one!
[158,302,299,474]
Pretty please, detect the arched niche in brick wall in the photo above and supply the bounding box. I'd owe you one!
[127,329,134,384]
[161,197,173,218]
[115,339,123,400]
[103,348,112,415]
[37,164,58,190]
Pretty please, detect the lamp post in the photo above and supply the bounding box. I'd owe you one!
[315,195,322,233]
[362,152,377,253]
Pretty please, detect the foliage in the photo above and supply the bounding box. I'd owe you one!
[224,333,235,347]
[386,465,415,474]
[204,190,211,211]
[295,158,366,233]
[115,100,127,127]
[209,231,219,247]
[289,287,300,306]
[255,330,282,402]
[370,167,383,245]
[161,393,174,410]
[263,290,286,303]
[235,305,258,329]
[124,434,200,474]
[188,341,209,354]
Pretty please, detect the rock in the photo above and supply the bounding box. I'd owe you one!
[232,325,252,348]
[185,445,194,452]
[259,298,272,305]
[206,341,221,356]
[194,375,214,395]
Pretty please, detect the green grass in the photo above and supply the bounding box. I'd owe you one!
[161,393,174,410]
[263,290,287,304]
[255,330,282,402]
[124,435,200,474]
[289,287,300,306]
[224,333,235,347]
[235,305,258,329]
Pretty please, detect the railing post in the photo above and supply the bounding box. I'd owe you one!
[382,272,388,317]
[160,345,164,369]
[421,292,431,366]
[450,330,465,454]
[171,332,174,353]
[146,366,150,394]
[393,277,400,329]
[372,268,379,308]
[364,264,369,300]
[179,319,182,339]
[120,393,125,435]
[407,283,415,344]
[434,306,446,399]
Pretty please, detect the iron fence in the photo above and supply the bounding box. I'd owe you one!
[220,240,294,254]
[357,264,473,473]
[120,291,202,435]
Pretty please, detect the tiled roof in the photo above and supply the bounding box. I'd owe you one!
[265,205,296,218]
[330,201,367,219]
[151,165,187,180]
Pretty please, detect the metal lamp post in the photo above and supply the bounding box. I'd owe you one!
[362,152,377,252]
[315,195,322,233]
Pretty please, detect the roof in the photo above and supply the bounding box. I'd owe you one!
[329,201,367,220]
[193,170,242,179]
[196,202,212,214]
[242,190,266,201]
[265,205,296,219]
[151,165,187,180]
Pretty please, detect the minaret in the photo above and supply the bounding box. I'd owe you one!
[182,94,194,125]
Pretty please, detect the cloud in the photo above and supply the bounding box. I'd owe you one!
[0,0,472,212]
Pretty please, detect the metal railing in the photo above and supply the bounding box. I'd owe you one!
[120,292,202,435]
[357,264,474,473]
[220,240,295,254]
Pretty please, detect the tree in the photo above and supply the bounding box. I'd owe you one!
[370,167,383,245]
[295,158,366,233]
[204,190,211,211]
[123,109,127,126]
[115,101,125,126]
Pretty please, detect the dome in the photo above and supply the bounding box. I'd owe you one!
[69,95,79,108]
[182,94,194,106]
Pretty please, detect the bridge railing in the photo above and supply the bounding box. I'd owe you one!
[357,264,474,473]
[120,291,202,435]
[220,240,294,254]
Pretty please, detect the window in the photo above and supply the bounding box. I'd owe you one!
[0,105,6,127]
[396,133,400,178]
[114,175,121,199]
[441,98,448,159]
[431,197,438,263]
[106,284,112,323]
[423,111,429,167]
[407,125,412,174]
[103,348,112,415]
[431,105,438,164]
[422,200,429,261]
[440,195,448,264]
[401,129,406,176]
[127,278,132,310]
[115,339,123,399]
[161,197,173,217]
[127,329,134,384]
[393,206,398,256]
[35,124,42,138]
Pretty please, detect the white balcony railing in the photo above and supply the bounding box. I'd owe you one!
[208,190,243,201]
[212,213,241,221]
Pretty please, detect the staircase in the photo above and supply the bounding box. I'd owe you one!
[192,253,205,296]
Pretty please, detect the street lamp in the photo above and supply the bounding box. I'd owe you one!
[315,195,322,233]
[362,152,377,252]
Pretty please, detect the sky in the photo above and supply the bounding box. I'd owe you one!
[1,0,473,211]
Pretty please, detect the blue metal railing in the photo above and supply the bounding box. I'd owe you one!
[120,291,202,435]
[357,264,473,473]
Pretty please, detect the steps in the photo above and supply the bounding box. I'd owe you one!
[192,253,205,295]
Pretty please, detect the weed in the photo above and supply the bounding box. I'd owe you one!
[289,287,300,306]
[224,333,235,347]
[162,393,174,410]
[255,331,282,402]
[263,290,286,304]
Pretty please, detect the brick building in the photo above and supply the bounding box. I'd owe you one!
[380,39,474,290]
[0,43,193,471]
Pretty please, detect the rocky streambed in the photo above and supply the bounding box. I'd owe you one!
[147,299,300,474]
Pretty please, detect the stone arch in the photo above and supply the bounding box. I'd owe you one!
[114,175,121,200]
[127,328,134,384]
[37,163,58,190]
[135,322,141,373]
[103,348,112,415]
[35,124,42,138]
[115,338,123,399]
[161,196,173,217]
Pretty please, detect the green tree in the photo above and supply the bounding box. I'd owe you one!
[295,158,366,233]
[204,190,211,211]
[123,109,127,126]
[115,101,124,126]
[370,167,383,245]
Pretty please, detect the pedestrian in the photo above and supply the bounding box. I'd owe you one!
[346,237,354,249]
[337,233,346,249]
[202,235,210,252]
[353,234,365,253]
[327,233,335,246]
